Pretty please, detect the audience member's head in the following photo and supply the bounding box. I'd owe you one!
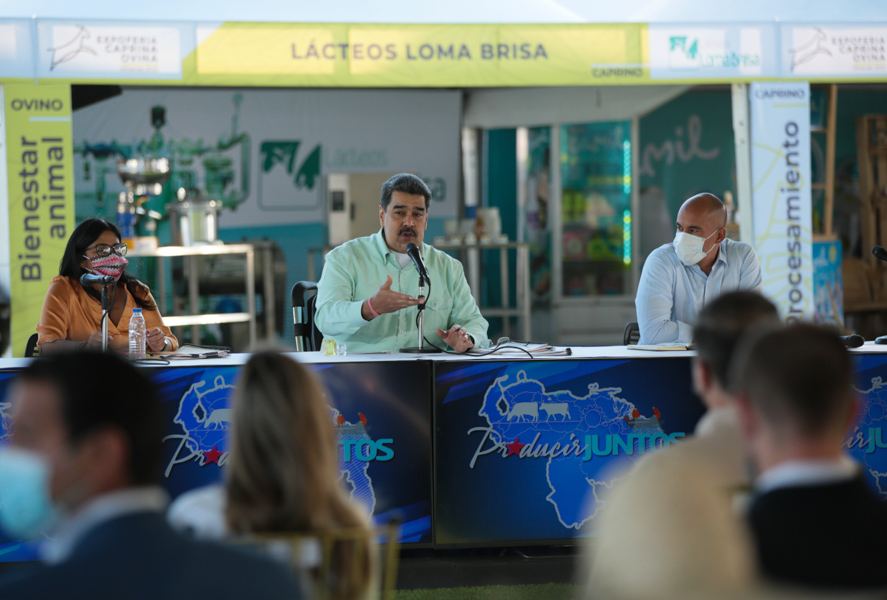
[692,291,780,409]
[0,352,161,536]
[730,323,857,473]
[224,350,372,600]
[584,456,756,600]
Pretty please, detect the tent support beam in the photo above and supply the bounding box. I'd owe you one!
[731,83,754,243]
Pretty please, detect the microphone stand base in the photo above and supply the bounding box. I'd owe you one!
[400,346,443,354]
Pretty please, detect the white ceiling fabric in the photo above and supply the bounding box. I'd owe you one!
[1,0,883,23]
[463,85,691,128]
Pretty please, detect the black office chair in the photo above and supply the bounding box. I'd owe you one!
[24,333,39,357]
[292,281,322,352]
[623,322,640,346]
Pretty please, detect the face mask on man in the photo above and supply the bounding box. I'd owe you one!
[0,446,57,539]
[672,230,719,266]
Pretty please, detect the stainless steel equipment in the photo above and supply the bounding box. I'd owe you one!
[168,190,223,246]
[117,157,171,196]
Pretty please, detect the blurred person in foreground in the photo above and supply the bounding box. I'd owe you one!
[581,458,757,600]
[674,290,780,491]
[168,350,374,600]
[0,352,301,600]
[635,193,762,345]
[732,323,887,590]
[37,217,177,354]
[581,291,778,600]
[315,173,488,353]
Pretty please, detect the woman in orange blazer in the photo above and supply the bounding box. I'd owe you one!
[37,217,178,354]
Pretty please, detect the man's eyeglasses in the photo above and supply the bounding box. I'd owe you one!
[85,243,128,257]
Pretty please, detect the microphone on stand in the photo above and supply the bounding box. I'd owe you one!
[80,272,116,286]
[80,272,115,353]
[840,334,865,348]
[406,243,430,285]
[400,242,440,354]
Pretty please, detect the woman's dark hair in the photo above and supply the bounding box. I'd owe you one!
[59,217,156,310]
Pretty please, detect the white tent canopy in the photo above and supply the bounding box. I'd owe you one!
[1,0,884,23]
[463,85,690,128]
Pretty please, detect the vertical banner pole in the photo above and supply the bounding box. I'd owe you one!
[731,83,754,243]
[4,84,75,356]
[749,82,813,322]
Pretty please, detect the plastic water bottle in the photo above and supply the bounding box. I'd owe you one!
[129,308,146,359]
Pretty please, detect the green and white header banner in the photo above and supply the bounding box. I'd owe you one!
[1,20,885,86]
[35,20,191,79]
[749,82,813,322]
[647,25,777,80]
[782,26,887,78]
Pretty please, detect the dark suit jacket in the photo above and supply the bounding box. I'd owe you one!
[0,511,304,600]
[748,476,887,590]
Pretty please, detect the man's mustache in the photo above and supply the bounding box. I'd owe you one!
[398,227,417,237]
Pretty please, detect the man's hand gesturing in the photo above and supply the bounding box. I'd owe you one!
[361,275,422,320]
[436,324,474,353]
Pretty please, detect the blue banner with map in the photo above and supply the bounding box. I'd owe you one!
[6,353,887,557]
[0,360,432,562]
[432,358,706,546]
[847,354,887,497]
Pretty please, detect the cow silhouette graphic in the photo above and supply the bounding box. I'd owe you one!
[203,407,233,429]
[540,403,571,421]
[504,401,539,422]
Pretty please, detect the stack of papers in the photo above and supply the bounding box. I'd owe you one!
[469,342,572,357]
[153,344,231,359]
[627,343,694,351]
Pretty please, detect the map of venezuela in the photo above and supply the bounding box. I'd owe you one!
[331,407,378,516]
[473,370,669,529]
[849,376,887,497]
[166,372,378,516]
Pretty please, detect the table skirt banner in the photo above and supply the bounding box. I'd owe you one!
[847,354,887,493]
[0,360,433,561]
[432,357,706,546]
[4,352,887,559]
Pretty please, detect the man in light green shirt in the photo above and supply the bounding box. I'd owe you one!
[315,174,489,353]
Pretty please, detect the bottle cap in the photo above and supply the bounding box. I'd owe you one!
[133,308,142,313]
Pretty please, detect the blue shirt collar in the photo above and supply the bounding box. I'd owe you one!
[687,239,728,275]
[715,239,729,265]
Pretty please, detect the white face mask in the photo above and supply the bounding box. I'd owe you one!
[673,230,718,266]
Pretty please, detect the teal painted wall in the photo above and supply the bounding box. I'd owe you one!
[637,90,735,263]
[484,128,518,340]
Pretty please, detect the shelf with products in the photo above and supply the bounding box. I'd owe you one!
[558,121,633,300]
